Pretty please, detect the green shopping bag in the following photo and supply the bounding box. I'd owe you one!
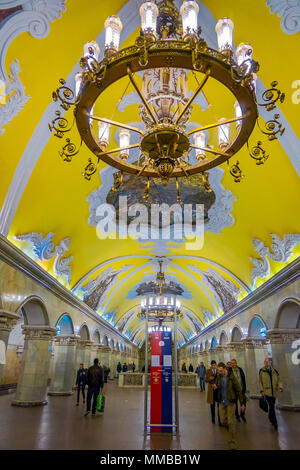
[96,394,103,412]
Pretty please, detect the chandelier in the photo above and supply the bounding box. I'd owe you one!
[49,0,285,197]
[139,259,182,324]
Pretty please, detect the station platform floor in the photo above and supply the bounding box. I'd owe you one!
[0,381,299,450]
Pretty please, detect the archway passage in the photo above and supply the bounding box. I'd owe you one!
[275,300,300,329]
[56,314,74,336]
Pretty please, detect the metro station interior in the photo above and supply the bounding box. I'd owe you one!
[0,0,299,452]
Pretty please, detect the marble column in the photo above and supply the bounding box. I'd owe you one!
[227,342,247,372]
[12,325,57,407]
[0,310,20,382]
[48,335,79,396]
[243,338,267,397]
[216,346,225,364]
[202,351,209,369]
[210,348,218,364]
[267,329,300,411]
[100,346,111,370]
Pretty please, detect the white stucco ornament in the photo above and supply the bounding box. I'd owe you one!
[266,0,300,34]
[13,232,72,284]
[251,233,300,288]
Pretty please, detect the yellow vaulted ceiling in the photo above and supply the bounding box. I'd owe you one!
[1,0,300,346]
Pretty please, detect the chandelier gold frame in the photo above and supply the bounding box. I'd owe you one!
[49,0,285,193]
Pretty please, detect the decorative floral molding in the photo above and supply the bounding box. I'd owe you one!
[13,232,72,284]
[0,60,29,136]
[266,0,300,34]
[250,233,300,288]
[0,0,66,132]
[188,266,242,313]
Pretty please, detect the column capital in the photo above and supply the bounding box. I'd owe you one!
[227,341,246,352]
[77,339,93,348]
[266,328,300,343]
[54,334,80,346]
[0,310,20,332]
[22,325,57,340]
[242,338,266,349]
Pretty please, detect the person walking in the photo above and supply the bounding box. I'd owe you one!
[188,363,194,373]
[132,362,136,372]
[231,358,247,422]
[84,358,104,417]
[122,362,128,372]
[259,357,283,431]
[181,362,187,373]
[205,360,221,425]
[214,362,246,450]
[75,363,87,406]
[117,361,122,378]
[196,362,206,392]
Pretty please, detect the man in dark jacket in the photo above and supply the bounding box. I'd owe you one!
[84,358,104,416]
[196,362,206,391]
[214,362,246,450]
[122,363,128,372]
[231,358,247,422]
[75,363,87,406]
[181,362,187,373]
[188,363,194,373]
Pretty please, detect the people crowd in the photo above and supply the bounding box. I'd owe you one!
[76,355,283,449]
[189,356,283,449]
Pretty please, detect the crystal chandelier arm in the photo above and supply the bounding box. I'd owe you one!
[127,66,158,125]
[86,115,145,135]
[174,70,210,126]
[189,145,232,157]
[97,144,140,157]
[187,114,248,136]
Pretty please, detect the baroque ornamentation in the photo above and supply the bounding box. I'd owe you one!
[188,266,242,314]
[250,233,300,288]
[14,232,73,284]
[266,0,300,34]
[0,0,66,132]
[0,60,29,136]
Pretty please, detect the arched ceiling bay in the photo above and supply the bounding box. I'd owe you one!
[1,0,300,346]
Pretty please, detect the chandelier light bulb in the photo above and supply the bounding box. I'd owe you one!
[236,42,253,66]
[218,118,230,150]
[104,16,123,53]
[83,40,100,60]
[234,101,242,129]
[98,122,110,149]
[140,1,159,36]
[119,129,131,160]
[215,18,234,54]
[180,0,199,37]
[75,71,83,97]
[193,131,206,160]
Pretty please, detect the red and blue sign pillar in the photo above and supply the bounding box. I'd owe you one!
[150,330,173,433]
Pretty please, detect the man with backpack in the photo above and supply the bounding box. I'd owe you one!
[259,357,283,431]
[84,358,104,416]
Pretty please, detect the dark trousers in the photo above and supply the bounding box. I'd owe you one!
[86,386,100,413]
[235,400,246,418]
[76,384,85,403]
[266,395,277,426]
[199,377,205,391]
[210,401,220,424]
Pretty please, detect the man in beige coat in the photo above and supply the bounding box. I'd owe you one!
[259,357,283,430]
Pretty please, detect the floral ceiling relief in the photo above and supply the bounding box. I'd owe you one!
[13,231,72,284]
[250,233,300,288]
[266,0,300,34]
[80,265,133,312]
